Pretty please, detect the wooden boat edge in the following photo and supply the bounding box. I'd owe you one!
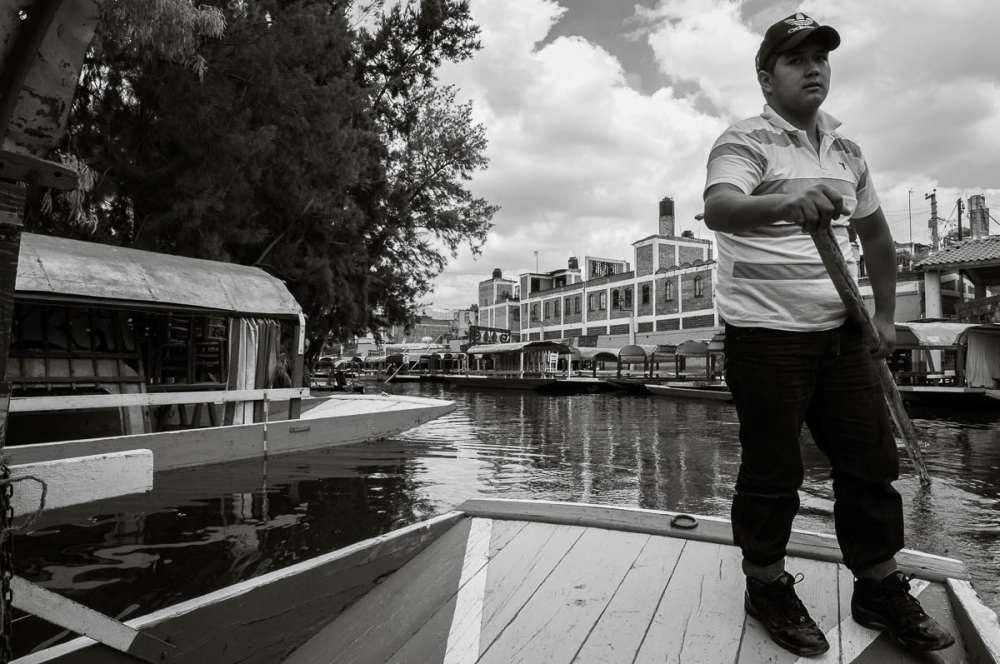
[16,500,1000,664]
[13,511,465,664]
[4,396,456,472]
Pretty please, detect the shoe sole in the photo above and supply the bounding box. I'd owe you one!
[746,596,830,657]
[852,605,956,652]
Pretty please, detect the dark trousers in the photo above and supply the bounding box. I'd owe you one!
[724,322,903,575]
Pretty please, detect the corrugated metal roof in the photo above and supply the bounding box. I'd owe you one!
[914,236,1000,268]
[16,233,302,317]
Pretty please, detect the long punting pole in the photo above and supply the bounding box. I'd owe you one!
[811,226,932,487]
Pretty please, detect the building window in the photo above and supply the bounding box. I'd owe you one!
[599,292,607,310]
[624,288,633,308]
[554,299,560,317]
[587,294,595,312]
[665,280,674,302]
[530,303,539,322]
[641,284,650,305]
[612,289,620,310]
[694,275,704,298]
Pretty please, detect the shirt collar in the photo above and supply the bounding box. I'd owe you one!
[761,104,842,136]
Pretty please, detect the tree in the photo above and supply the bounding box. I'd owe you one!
[27,0,497,366]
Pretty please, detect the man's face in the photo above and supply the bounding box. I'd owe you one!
[761,41,831,114]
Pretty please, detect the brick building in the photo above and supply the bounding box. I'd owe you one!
[507,196,721,347]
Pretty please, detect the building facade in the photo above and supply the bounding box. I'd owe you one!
[513,197,722,347]
[477,268,521,334]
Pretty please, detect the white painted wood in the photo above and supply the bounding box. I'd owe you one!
[443,518,493,664]
[385,520,527,664]
[9,450,153,517]
[6,396,456,471]
[947,578,1000,664]
[573,535,686,664]
[10,387,309,413]
[479,523,587,650]
[458,499,969,582]
[634,541,747,664]
[10,576,170,663]
[478,527,650,664]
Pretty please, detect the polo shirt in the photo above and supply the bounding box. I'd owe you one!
[704,104,880,331]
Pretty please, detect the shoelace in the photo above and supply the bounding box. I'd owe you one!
[769,573,812,625]
[885,573,927,621]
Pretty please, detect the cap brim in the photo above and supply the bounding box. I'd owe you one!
[776,25,841,54]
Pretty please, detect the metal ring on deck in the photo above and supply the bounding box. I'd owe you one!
[670,514,698,530]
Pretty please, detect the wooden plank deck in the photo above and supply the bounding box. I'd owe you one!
[285,516,970,664]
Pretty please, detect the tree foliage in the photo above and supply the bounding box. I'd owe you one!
[26,0,496,362]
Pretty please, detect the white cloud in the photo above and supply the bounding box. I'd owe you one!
[427,0,1000,310]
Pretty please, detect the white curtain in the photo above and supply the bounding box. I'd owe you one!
[231,319,259,424]
[965,330,1000,388]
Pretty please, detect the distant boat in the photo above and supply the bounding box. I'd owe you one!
[890,322,1000,407]
[18,499,1000,663]
[645,382,733,402]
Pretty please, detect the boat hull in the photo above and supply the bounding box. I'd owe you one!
[3,394,455,472]
[17,500,998,664]
[646,383,733,402]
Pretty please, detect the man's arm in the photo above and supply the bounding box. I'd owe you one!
[852,207,896,357]
[703,183,845,233]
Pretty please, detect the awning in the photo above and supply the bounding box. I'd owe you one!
[571,347,620,362]
[16,233,302,317]
[466,341,571,355]
[708,333,726,353]
[618,344,657,363]
[676,340,710,356]
[334,358,362,368]
[894,322,980,348]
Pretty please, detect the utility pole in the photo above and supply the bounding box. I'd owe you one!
[907,190,913,264]
[925,189,938,251]
[957,198,964,241]
[957,198,965,300]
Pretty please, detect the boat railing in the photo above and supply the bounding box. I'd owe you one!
[9,386,310,413]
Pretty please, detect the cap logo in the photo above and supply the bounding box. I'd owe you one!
[784,13,816,33]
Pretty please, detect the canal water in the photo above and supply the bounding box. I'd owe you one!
[11,384,1000,656]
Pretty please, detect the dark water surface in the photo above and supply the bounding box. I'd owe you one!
[12,384,1000,656]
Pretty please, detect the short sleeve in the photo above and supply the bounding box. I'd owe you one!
[705,129,767,196]
[837,138,880,219]
[851,162,880,219]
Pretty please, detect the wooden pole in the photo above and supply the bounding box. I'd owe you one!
[811,226,931,486]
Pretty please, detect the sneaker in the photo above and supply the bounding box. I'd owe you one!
[745,572,830,657]
[852,571,956,651]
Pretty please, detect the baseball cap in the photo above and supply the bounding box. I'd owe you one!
[755,13,840,72]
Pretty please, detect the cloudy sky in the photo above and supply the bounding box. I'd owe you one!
[425,0,1000,314]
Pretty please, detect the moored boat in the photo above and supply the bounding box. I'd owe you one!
[14,499,1000,663]
[646,382,733,401]
[890,322,1000,407]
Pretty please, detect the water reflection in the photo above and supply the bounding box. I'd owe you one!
[11,384,1000,657]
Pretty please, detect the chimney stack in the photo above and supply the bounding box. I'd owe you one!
[492,268,502,280]
[659,196,675,237]
[969,195,990,239]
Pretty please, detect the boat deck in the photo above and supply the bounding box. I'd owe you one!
[285,515,968,664]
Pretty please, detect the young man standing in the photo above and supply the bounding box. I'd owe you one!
[703,13,955,657]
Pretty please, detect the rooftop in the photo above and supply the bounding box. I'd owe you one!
[16,233,302,317]
[915,236,1000,269]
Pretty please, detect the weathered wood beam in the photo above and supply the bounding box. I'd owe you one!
[10,387,310,413]
[0,150,78,190]
[11,576,173,663]
[9,450,153,517]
